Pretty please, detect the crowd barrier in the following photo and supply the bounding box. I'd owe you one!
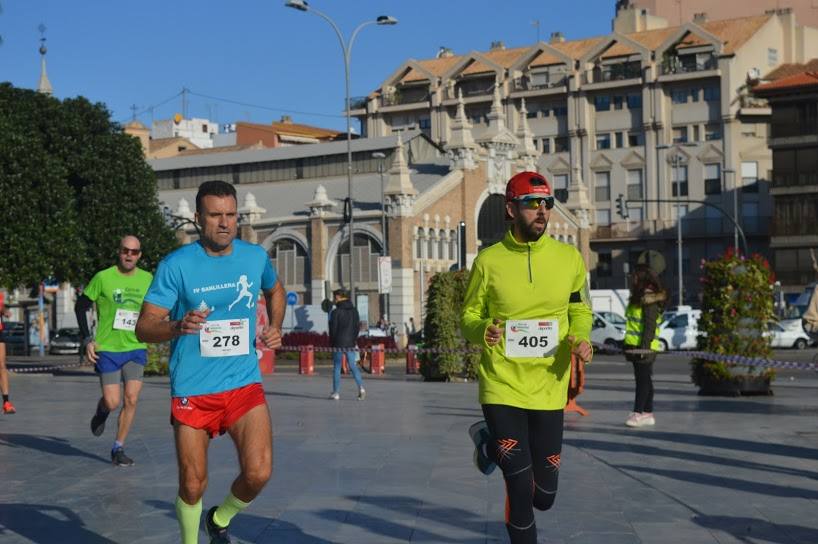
[7,342,818,374]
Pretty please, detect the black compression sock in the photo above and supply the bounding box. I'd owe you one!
[2,394,8,403]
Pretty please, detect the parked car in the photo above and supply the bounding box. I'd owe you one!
[49,327,82,355]
[0,321,27,355]
[657,308,701,351]
[591,311,625,352]
[767,320,812,350]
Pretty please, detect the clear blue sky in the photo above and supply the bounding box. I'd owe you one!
[1,0,617,131]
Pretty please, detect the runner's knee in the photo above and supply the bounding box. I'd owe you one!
[242,462,272,491]
[533,490,556,511]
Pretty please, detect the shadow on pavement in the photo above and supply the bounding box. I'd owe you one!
[566,437,818,481]
[314,494,486,543]
[694,514,818,543]
[0,433,109,463]
[568,426,818,461]
[618,465,818,500]
[145,499,332,543]
[0,503,116,543]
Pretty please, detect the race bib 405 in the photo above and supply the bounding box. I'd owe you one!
[504,319,559,359]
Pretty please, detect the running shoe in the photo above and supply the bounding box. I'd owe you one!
[204,506,231,543]
[468,420,496,475]
[357,387,366,401]
[328,392,340,400]
[3,401,16,414]
[91,408,109,436]
[111,447,134,467]
[625,412,656,428]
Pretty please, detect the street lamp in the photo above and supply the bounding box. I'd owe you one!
[723,168,738,252]
[285,0,397,305]
[372,151,389,320]
[657,142,696,307]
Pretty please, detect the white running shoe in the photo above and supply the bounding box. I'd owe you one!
[328,392,340,400]
[625,412,655,428]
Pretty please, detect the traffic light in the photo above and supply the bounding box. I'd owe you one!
[615,194,629,219]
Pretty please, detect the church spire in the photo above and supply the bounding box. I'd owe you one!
[37,24,53,96]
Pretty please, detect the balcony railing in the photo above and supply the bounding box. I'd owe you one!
[661,53,717,75]
[583,63,642,84]
[380,89,430,108]
[512,76,568,92]
[349,96,368,110]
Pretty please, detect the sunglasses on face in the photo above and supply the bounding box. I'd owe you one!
[516,196,555,210]
[120,247,141,256]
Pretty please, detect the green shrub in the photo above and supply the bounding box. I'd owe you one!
[692,249,776,386]
[419,269,478,381]
[144,342,170,376]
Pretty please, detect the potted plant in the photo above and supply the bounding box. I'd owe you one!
[692,248,776,396]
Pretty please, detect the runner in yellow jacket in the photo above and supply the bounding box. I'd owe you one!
[462,171,593,544]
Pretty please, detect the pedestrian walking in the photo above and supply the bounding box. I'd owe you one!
[328,288,365,401]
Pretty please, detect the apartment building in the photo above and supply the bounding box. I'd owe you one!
[618,0,818,29]
[754,60,818,294]
[352,9,818,302]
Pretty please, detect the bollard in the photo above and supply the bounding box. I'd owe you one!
[258,348,275,375]
[299,345,315,375]
[371,344,385,375]
[406,345,419,374]
[565,353,588,416]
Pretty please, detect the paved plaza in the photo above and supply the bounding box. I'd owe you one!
[1,355,817,543]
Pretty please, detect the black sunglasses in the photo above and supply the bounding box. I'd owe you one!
[515,196,555,210]
[120,247,141,256]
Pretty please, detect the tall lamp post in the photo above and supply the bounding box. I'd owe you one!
[656,142,696,307]
[723,168,738,252]
[285,0,397,306]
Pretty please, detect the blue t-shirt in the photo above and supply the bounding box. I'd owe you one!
[144,240,277,397]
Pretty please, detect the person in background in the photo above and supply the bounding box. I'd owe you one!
[623,264,667,428]
[328,289,365,401]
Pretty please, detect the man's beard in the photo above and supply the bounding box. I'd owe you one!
[516,216,548,242]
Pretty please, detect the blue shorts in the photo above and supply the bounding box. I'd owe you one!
[95,349,147,374]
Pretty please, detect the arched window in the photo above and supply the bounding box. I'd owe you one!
[334,233,383,286]
[478,194,507,250]
[427,230,435,260]
[269,238,310,302]
[449,230,458,260]
[415,229,423,259]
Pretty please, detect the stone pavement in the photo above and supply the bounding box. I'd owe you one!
[1,358,817,543]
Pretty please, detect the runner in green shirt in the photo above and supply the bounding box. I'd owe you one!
[462,172,593,544]
[75,235,153,466]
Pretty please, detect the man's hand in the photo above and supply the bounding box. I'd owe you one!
[568,335,593,363]
[485,319,504,346]
[85,340,99,364]
[177,309,210,335]
[260,326,282,349]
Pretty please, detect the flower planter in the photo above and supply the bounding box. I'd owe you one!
[696,372,772,397]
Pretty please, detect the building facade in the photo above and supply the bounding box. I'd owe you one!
[352,9,818,303]
[754,61,818,294]
[617,0,818,29]
[149,105,589,341]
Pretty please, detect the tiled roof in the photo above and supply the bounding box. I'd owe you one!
[765,58,818,80]
[461,59,499,76]
[754,71,818,93]
[239,121,340,139]
[149,137,197,153]
[401,67,430,83]
[390,13,774,84]
[176,143,264,157]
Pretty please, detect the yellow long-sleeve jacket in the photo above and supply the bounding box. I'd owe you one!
[461,230,593,410]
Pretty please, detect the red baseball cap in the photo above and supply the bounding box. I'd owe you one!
[505,171,552,201]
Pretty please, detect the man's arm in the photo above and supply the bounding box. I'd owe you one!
[567,253,594,362]
[74,294,94,341]
[135,302,209,343]
[461,261,497,347]
[259,280,285,349]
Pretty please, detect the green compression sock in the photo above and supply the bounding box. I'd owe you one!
[212,491,251,528]
[175,496,202,544]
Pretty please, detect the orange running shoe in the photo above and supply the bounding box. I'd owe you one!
[3,400,16,414]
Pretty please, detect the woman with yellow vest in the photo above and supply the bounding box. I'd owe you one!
[623,264,666,428]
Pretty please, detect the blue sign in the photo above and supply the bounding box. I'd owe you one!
[286,291,298,306]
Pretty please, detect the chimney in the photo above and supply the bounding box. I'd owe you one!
[280,115,292,124]
[490,40,505,50]
[693,12,707,24]
[550,31,565,44]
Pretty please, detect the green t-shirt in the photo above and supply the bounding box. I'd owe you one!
[84,266,153,353]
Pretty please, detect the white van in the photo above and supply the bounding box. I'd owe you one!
[591,311,626,351]
[657,307,701,350]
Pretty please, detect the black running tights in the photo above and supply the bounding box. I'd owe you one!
[482,404,564,544]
